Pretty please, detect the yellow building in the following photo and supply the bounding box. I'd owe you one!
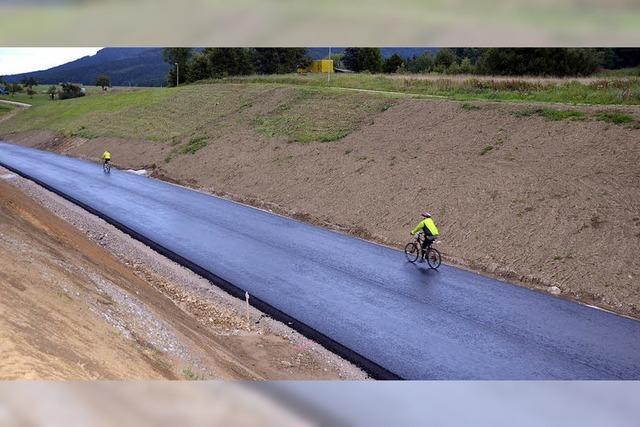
[299,59,334,73]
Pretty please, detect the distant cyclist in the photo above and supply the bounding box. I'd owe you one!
[410,211,440,255]
[101,150,112,166]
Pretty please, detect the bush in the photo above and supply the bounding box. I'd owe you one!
[446,62,461,74]
[47,85,57,100]
[383,54,406,74]
[434,49,457,69]
[407,52,434,73]
[58,83,85,100]
[95,74,111,90]
[459,57,476,74]
[478,48,601,76]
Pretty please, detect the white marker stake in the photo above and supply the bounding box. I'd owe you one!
[245,291,250,330]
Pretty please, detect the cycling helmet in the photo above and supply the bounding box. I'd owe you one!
[421,211,432,218]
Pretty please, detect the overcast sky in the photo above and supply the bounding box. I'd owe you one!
[0,48,102,75]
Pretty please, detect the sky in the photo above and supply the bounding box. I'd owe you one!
[0,48,102,76]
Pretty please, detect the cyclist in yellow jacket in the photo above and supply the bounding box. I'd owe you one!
[410,211,440,254]
[101,150,112,166]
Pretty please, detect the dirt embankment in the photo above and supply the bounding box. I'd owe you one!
[3,93,640,318]
[0,176,364,380]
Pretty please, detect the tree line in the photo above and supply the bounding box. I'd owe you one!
[340,48,640,77]
[162,48,639,83]
[162,48,310,86]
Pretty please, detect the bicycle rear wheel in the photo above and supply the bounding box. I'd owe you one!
[426,247,441,269]
[404,242,420,263]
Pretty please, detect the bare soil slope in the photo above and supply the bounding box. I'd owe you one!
[0,178,362,379]
[2,86,640,317]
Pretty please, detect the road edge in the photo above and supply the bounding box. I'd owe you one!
[0,158,401,380]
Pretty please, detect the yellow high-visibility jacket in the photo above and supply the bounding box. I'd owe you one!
[101,151,112,160]
[411,218,439,236]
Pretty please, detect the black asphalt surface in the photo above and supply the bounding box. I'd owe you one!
[1,142,639,380]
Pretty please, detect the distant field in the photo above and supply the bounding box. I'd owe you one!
[0,85,145,107]
[219,73,640,105]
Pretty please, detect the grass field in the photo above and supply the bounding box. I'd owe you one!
[0,103,16,117]
[2,81,639,149]
[0,85,59,107]
[219,73,640,106]
[0,84,398,146]
[0,85,139,107]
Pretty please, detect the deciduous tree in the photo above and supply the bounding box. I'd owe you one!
[96,74,111,90]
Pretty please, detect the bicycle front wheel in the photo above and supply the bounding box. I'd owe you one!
[426,247,441,269]
[404,242,420,263]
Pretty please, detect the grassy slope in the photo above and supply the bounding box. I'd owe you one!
[2,82,638,146]
[0,84,396,145]
[220,73,640,105]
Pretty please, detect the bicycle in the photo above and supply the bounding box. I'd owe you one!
[404,231,442,269]
[103,160,111,174]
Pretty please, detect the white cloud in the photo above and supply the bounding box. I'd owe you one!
[0,48,102,75]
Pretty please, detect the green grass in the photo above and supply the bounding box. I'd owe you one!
[180,136,208,154]
[252,88,394,143]
[0,87,173,139]
[461,103,481,110]
[512,108,586,121]
[220,73,640,105]
[480,145,494,155]
[1,84,396,145]
[0,103,15,116]
[0,85,110,107]
[595,112,635,124]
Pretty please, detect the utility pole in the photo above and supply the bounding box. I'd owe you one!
[327,47,331,83]
[175,62,179,87]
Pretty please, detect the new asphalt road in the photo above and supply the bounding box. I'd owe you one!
[1,142,639,379]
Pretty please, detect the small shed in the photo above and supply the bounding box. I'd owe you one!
[299,59,334,74]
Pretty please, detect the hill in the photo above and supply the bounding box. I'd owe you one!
[4,48,170,87]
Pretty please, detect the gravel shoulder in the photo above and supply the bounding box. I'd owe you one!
[0,167,366,380]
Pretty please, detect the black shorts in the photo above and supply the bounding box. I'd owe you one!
[103,158,111,163]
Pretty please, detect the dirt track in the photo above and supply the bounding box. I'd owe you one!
[2,92,640,318]
[0,176,364,380]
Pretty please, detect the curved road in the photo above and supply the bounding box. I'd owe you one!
[1,142,639,379]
